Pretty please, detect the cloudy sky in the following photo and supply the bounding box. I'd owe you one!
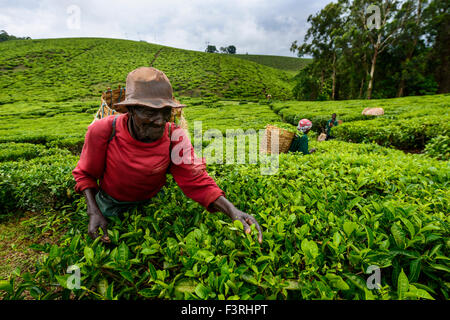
[0,0,331,56]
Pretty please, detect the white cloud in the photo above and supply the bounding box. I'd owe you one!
[0,0,330,56]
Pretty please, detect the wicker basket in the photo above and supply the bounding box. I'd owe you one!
[260,125,295,154]
[94,86,188,130]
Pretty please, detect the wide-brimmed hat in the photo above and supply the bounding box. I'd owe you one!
[115,67,186,111]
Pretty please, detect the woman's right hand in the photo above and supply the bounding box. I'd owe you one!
[83,188,110,243]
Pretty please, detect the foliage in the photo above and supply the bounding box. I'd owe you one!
[0,142,70,162]
[270,94,450,151]
[0,38,293,104]
[205,45,218,53]
[333,115,448,150]
[0,30,31,42]
[424,135,450,161]
[1,140,449,300]
[0,154,78,212]
[0,35,449,301]
[221,45,236,54]
[290,0,448,100]
[233,54,311,75]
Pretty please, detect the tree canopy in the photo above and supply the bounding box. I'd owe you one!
[291,0,449,100]
[0,30,31,42]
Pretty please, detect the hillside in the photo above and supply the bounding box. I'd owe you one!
[0,37,294,104]
[0,37,449,301]
[233,54,311,75]
[1,94,449,300]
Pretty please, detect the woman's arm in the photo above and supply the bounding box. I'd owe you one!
[169,127,263,243]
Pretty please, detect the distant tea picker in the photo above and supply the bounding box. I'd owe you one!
[73,67,262,244]
[288,119,316,155]
[325,113,339,140]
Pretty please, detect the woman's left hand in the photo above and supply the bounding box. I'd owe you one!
[213,196,263,244]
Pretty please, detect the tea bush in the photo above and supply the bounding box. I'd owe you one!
[1,140,448,300]
[0,154,78,212]
[0,38,293,104]
[424,135,450,161]
[271,94,450,152]
[0,37,449,301]
[333,115,449,150]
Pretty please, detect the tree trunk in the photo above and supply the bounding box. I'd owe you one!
[367,46,378,100]
[359,76,365,99]
[397,78,405,97]
[331,52,337,100]
[359,53,368,99]
[320,69,325,92]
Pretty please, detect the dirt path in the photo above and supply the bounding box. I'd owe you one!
[150,48,163,67]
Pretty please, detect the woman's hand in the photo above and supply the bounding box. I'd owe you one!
[83,188,110,243]
[213,196,263,244]
[87,208,110,243]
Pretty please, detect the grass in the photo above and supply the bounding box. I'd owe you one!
[0,212,49,279]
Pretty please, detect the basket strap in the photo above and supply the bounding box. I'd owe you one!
[109,89,113,109]
[108,115,119,142]
[167,122,174,173]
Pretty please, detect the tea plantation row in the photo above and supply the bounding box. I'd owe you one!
[0,139,448,300]
[271,94,450,156]
[0,38,293,105]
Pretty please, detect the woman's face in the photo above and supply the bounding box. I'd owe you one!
[128,105,172,142]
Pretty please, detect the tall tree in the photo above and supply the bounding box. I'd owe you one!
[290,0,448,101]
[423,0,450,93]
[350,0,409,99]
[396,0,425,97]
[291,2,345,99]
[205,45,218,53]
[226,45,236,54]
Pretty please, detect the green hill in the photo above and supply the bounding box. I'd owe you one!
[233,54,311,75]
[0,37,295,104]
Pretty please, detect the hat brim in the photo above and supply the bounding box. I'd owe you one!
[115,98,186,112]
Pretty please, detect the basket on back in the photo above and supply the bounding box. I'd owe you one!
[94,85,188,130]
[260,125,295,154]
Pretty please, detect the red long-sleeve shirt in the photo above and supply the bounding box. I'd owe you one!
[72,113,225,212]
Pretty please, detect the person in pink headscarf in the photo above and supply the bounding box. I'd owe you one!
[288,119,316,155]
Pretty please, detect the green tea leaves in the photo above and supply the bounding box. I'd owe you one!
[301,239,319,264]
[84,246,94,264]
[391,224,406,249]
[325,273,350,291]
[397,269,409,300]
[194,283,210,299]
[343,221,358,237]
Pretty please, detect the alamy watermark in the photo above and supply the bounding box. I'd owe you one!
[67,5,81,30]
[366,265,381,290]
[170,121,281,175]
[366,4,381,30]
[66,264,81,289]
